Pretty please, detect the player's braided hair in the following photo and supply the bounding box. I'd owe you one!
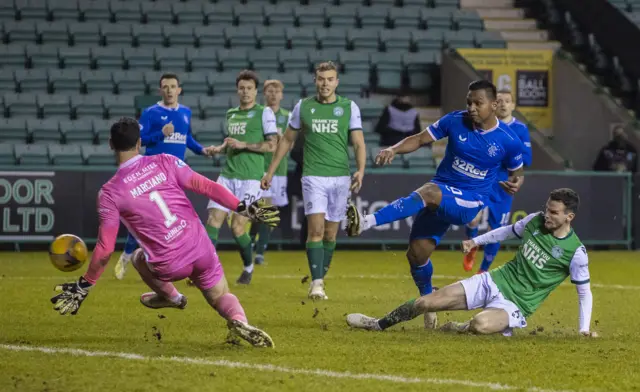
[549,188,580,213]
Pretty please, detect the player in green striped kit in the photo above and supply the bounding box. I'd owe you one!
[253,79,291,265]
[206,70,278,285]
[262,61,367,300]
[347,188,598,337]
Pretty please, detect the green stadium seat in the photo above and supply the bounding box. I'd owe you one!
[37,22,70,44]
[185,149,214,168]
[295,5,327,27]
[263,4,295,26]
[49,144,84,165]
[403,51,437,89]
[357,98,384,119]
[163,25,194,48]
[59,46,92,69]
[26,45,60,68]
[72,94,104,118]
[172,72,208,96]
[380,29,412,52]
[326,5,358,27]
[0,45,26,68]
[287,27,317,49]
[403,0,429,5]
[0,1,15,21]
[122,47,156,70]
[475,31,506,48]
[48,0,80,22]
[4,93,39,118]
[15,0,48,20]
[141,2,173,24]
[15,69,49,93]
[368,145,403,168]
[217,49,250,70]
[338,0,366,5]
[194,25,225,48]
[249,50,281,72]
[443,30,475,48]
[82,144,115,166]
[422,8,452,29]
[79,0,110,22]
[225,26,257,48]
[370,52,403,89]
[362,131,378,145]
[279,50,309,72]
[103,94,136,118]
[347,28,380,50]
[0,119,27,143]
[389,7,423,29]
[453,10,483,31]
[0,144,16,165]
[81,70,114,93]
[15,144,49,166]
[308,49,340,67]
[0,71,16,92]
[59,119,95,144]
[433,0,459,10]
[203,3,235,25]
[200,96,232,119]
[338,73,368,95]
[27,119,61,143]
[92,119,111,143]
[113,71,147,94]
[269,72,302,90]
[155,47,187,71]
[256,26,287,49]
[101,23,133,46]
[172,3,204,25]
[357,7,388,29]
[187,48,217,71]
[180,95,201,118]
[67,22,101,46]
[132,24,164,47]
[370,0,398,5]
[404,148,434,168]
[315,27,348,50]
[234,4,265,26]
[109,1,142,23]
[209,72,239,95]
[338,51,372,72]
[412,30,444,51]
[49,69,82,93]
[3,21,38,43]
[39,94,71,118]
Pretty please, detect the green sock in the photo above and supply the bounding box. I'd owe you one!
[234,233,253,267]
[306,241,324,281]
[322,240,336,278]
[255,223,272,256]
[206,226,219,247]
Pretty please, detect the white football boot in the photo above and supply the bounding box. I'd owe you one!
[346,313,382,331]
[308,279,328,300]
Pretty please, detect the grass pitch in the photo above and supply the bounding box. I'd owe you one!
[1,250,639,392]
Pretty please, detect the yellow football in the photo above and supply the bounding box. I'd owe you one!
[49,234,88,272]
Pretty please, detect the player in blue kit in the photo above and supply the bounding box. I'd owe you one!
[345,80,525,329]
[114,73,219,280]
[463,89,532,274]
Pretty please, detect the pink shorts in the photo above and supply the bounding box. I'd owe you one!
[146,242,224,291]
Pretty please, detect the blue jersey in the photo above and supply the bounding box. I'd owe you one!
[496,117,531,183]
[427,110,524,196]
[139,103,203,160]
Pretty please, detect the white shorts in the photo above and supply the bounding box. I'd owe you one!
[460,272,528,332]
[206,175,262,212]
[301,175,351,222]
[262,175,289,207]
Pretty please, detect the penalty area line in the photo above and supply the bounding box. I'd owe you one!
[0,344,574,392]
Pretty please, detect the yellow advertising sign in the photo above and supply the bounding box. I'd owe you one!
[457,49,553,132]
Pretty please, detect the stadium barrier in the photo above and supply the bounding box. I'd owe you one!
[0,167,633,249]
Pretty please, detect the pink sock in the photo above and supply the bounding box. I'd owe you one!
[215,293,247,323]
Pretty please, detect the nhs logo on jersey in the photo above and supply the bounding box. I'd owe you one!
[452,157,488,180]
[164,132,186,144]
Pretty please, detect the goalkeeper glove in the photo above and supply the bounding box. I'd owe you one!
[50,276,93,316]
[236,198,280,227]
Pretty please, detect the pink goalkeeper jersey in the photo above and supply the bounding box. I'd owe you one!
[98,154,210,264]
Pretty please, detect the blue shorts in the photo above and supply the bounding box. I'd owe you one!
[487,194,513,229]
[410,183,486,245]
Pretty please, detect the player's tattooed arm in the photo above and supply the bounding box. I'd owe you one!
[225,134,278,153]
[375,130,434,165]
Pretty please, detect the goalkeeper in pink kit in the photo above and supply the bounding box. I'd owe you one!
[50,118,279,348]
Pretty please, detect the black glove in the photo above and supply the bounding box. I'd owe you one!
[236,198,280,227]
[50,276,93,316]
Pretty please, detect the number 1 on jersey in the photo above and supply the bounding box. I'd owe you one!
[149,190,177,228]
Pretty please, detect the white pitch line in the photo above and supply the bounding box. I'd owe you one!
[0,344,574,392]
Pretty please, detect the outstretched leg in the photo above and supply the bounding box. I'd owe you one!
[131,250,186,309]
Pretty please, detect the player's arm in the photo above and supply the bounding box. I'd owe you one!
[570,246,595,336]
[139,110,163,146]
[375,114,448,165]
[500,135,526,195]
[348,101,366,193]
[226,107,278,153]
[461,212,539,252]
[263,101,301,185]
[186,121,204,155]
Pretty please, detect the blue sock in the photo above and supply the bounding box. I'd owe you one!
[373,192,425,226]
[410,260,433,296]
[123,233,138,255]
[465,225,479,239]
[480,242,500,272]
